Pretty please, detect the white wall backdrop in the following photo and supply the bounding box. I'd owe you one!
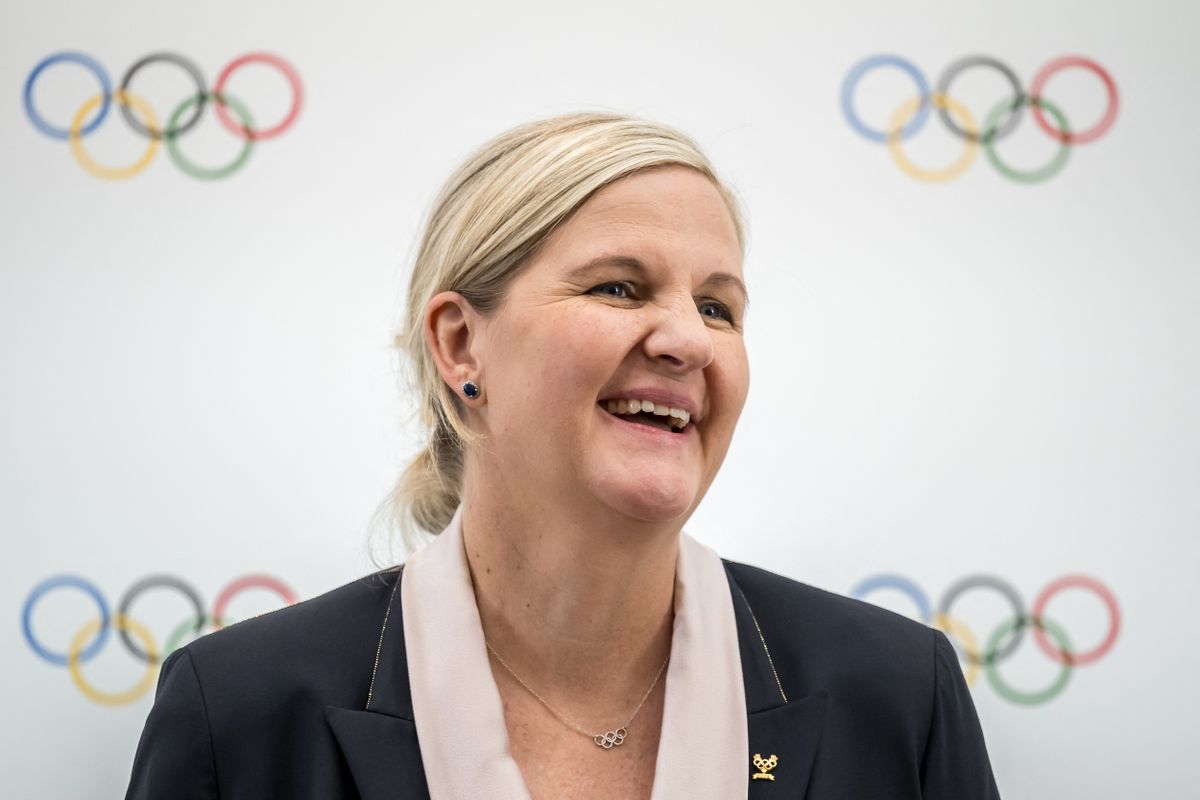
[3,0,1198,797]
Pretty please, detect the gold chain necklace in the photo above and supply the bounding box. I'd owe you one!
[485,640,670,749]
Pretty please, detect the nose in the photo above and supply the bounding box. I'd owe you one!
[642,292,715,373]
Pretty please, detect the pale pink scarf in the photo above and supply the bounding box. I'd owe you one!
[401,506,748,799]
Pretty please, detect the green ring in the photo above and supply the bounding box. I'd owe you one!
[984,615,1073,705]
[983,95,1072,184]
[162,614,233,660]
[165,92,254,180]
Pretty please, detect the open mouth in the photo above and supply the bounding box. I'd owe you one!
[598,399,692,435]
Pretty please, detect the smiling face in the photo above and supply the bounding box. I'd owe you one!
[458,165,749,524]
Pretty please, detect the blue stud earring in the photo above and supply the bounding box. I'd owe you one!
[462,380,480,399]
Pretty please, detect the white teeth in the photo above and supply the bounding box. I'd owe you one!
[602,398,692,429]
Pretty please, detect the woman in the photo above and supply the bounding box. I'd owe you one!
[126,112,1000,799]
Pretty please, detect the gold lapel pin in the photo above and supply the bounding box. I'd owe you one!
[752,753,778,781]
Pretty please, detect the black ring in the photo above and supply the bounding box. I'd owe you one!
[934,55,1024,144]
[118,52,208,140]
[116,575,205,663]
[937,574,1027,666]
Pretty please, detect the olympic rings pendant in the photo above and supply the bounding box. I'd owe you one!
[593,728,627,749]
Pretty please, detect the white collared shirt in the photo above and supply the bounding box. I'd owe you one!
[401,505,749,799]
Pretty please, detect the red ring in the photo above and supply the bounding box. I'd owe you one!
[1032,575,1120,666]
[1029,56,1118,145]
[212,574,298,629]
[212,52,303,141]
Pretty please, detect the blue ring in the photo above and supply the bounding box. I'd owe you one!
[23,52,112,141]
[21,575,111,666]
[840,54,931,144]
[849,573,932,624]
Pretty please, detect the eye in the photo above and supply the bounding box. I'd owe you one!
[590,281,636,299]
[698,298,735,324]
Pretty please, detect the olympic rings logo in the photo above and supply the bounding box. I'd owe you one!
[850,573,1120,706]
[840,54,1119,183]
[22,51,303,181]
[21,573,297,706]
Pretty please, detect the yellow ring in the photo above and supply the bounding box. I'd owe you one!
[933,612,981,687]
[886,93,978,183]
[68,90,159,180]
[67,613,159,706]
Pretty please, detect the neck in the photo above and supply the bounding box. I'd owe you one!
[459,479,679,709]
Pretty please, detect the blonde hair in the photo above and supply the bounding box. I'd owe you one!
[371,111,745,558]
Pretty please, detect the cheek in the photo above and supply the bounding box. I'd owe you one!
[503,307,634,395]
[709,342,751,427]
[718,337,750,396]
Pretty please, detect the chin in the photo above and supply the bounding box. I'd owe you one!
[596,475,698,524]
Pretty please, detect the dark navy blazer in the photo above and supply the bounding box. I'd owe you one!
[125,561,1001,798]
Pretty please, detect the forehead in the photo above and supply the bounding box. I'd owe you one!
[537,165,742,271]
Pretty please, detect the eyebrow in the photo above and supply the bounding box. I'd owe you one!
[567,255,750,307]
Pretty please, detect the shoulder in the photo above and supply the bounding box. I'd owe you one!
[724,558,935,652]
[723,559,939,712]
[183,568,401,715]
[126,569,403,798]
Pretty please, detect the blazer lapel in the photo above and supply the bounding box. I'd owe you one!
[725,563,828,798]
[745,695,828,798]
[325,567,431,800]
[325,707,428,799]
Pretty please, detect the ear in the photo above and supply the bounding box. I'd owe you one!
[424,290,485,401]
